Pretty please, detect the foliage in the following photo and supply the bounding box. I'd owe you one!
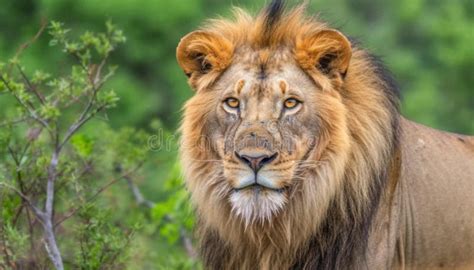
[74,204,136,270]
[0,21,196,269]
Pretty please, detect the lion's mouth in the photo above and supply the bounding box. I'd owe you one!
[233,183,286,193]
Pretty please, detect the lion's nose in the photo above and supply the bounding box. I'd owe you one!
[235,152,278,173]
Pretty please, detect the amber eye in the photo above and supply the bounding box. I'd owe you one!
[224,98,240,109]
[284,98,300,109]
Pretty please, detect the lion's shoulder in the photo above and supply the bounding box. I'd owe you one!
[396,117,474,267]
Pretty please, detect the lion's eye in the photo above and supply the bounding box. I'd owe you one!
[284,98,300,109]
[224,98,240,109]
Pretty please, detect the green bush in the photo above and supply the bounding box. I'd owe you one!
[0,21,196,269]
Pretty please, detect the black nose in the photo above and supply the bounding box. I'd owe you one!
[235,152,278,172]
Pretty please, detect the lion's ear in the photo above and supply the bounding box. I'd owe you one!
[176,31,234,84]
[295,29,352,77]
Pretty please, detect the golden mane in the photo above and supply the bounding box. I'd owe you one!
[178,1,401,269]
[203,3,325,49]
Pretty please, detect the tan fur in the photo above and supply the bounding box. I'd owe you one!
[177,3,474,269]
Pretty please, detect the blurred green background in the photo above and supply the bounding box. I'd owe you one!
[0,0,472,268]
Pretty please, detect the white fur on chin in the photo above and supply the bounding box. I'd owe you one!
[229,187,287,227]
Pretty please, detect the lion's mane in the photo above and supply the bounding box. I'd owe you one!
[180,1,400,269]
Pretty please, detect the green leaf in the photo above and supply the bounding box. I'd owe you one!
[31,70,51,84]
[71,134,95,158]
[39,103,61,120]
[159,223,180,244]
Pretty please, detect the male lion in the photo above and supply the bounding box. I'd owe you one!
[176,1,474,269]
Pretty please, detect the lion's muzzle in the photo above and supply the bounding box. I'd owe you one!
[235,152,278,173]
[230,124,284,190]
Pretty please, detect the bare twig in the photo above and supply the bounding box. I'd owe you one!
[124,175,155,208]
[25,206,38,264]
[0,75,52,134]
[0,182,45,221]
[180,228,197,259]
[107,228,135,266]
[62,91,88,108]
[7,145,32,227]
[122,173,197,259]
[16,64,46,104]
[0,225,15,269]
[13,18,48,61]
[54,168,138,228]
[0,117,28,127]
[59,104,106,151]
[58,59,111,150]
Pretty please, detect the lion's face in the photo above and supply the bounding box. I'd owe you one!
[178,19,353,226]
[180,44,351,225]
[211,50,320,222]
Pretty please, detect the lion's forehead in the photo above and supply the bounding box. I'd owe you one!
[235,47,294,68]
[219,54,311,99]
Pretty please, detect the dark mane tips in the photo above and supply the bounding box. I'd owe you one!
[262,0,286,44]
[264,0,285,28]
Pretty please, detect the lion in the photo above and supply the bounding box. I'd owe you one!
[176,1,474,269]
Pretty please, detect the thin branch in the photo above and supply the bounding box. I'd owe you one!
[7,145,31,226]
[13,19,48,61]
[93,58,107,86]
[0,117,28,127]
[58,65,106,151]
[71,54,94,87]
[16,64,46,104]
[0,75,52,134]
[25,206,38,264]
[55,162,92,192]
[0,225,15,269]
[62,91,88,108]
[122,172,197,259]
[180,228,197,259]
[0,182,45,221]
[54,168,138,228]
[7,145,20,165]
[58,52,113,151]
[59,104,105,150]
[95,68,115,90]
[124,175,155,208]
[106,228,135,266]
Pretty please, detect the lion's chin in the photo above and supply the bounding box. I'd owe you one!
[229,186,287,226]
